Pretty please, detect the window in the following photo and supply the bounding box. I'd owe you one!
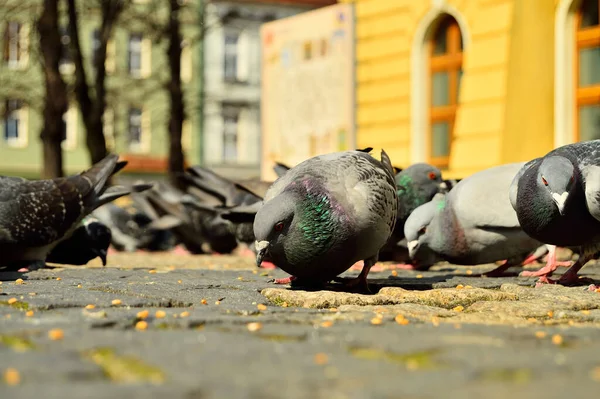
[428,15,462,168]
[222,106,240,163]
[576,0,600,141]
[128,107,149,153]
[128,33,142,76]
[128,107,142,149]
[128,33,150,77]
[224,32,239,82]
[91,29,101,69]
[3,99,27,147]
[3,21,29,69]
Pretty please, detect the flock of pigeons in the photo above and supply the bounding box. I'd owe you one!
[1,140,599,293]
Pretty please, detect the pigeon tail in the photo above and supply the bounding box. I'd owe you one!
[96,183,154,209]
[80,153,120,197]
[380,149,395,178]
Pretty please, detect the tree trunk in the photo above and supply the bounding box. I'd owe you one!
[67,0,122,165]
[167,0,186,188]
[38,0,68,178]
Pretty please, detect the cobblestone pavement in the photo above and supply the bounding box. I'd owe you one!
[1,252,600,399]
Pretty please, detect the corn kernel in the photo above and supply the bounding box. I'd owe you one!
[48,329,64,341]
[4,368,20,385]
[135,321,148,331]
[155,310,166,319]
[535,331,547,339]
[247,322,262,332]
[314,353,328,365]
[136,310,149,319]
[552,334,563,345]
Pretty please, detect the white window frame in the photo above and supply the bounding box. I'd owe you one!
[62,104,78,151]
[410,2,470,164]
[182,118,192,152]
[103,108,116,151]
[3,99,28,148]
[5,21,29,70]
[181,41,192,83]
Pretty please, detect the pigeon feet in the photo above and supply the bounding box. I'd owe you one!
[269,276,297,285]
[259,261,277,270]
[587,284,600,292]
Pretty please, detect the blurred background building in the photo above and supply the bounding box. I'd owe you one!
[333,0,599,178]
[1,0,599,180]
[201,0,336,180]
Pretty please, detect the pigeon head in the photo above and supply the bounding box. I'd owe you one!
[82,218,112,265]
[254,190,297,267]
[46,217,112,266]
[537,156,577,216]
[404,194,445,267]
[254,183,343,271]
[396,163,444,191]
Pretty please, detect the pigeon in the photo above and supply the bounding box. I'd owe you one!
[273,162,291,178]
[46,216,112,266]
[379,163,445,264]
[404,162,546,275]
[0,154,152,271]
[253,148,398,292]
[510,140,600,285]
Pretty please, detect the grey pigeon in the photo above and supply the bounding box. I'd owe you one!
[404,162,545,275]
[379,163,445,263]
[0,154,152,271]
[253,148,398,292]
[46,216,112,266]
[510,140,600,285]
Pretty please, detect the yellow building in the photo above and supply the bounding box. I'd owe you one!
[340,0,600,178]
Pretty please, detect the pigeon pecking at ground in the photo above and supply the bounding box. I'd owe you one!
[378,163,446,266]
[0,154,152,271]
[46,216,112,266]
[510,140,600,287]
[404,162,549,276]
[253,148,398,292]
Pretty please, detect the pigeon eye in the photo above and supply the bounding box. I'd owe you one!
[418,226,427,235]
[428,172,437,180]
[541,176,548,186]
[274,222,285,232]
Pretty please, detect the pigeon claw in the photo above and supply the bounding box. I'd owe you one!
[268,276,297,285]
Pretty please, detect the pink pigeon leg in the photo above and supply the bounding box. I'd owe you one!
[271,276,297,285]
[259,261,277,270]
[521,245,572,277]
[535,256,591,286]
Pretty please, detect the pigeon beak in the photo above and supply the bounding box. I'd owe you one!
[255,240,269,267]
[551,192,568,216]
[439,181,448,191]
[93,249,108,266]
[407,240,419,258]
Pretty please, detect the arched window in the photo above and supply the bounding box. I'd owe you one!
[428,15,463,168]
[575,0,600,141]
